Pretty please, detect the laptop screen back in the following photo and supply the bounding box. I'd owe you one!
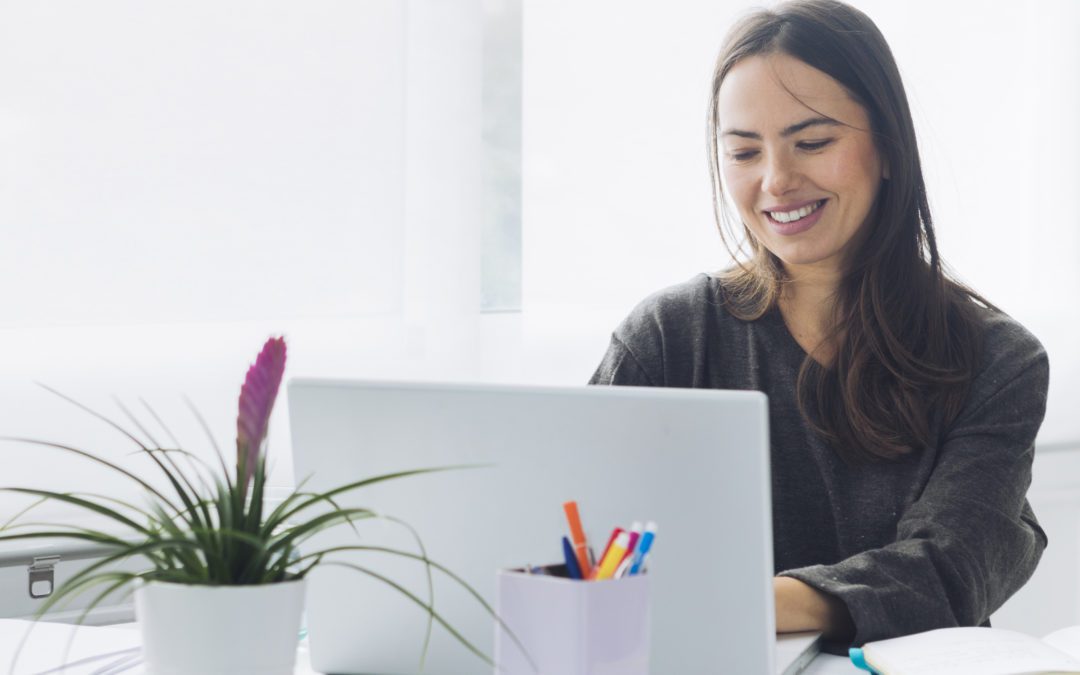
[288,378,775,673]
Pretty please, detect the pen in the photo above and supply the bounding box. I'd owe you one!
[562,536,583,580]
[601,527,625,557]
[588,527,624,580]
[628,521,657,575]
[562,501,593,578]
[594,531,631,581]
[621,521,643,565]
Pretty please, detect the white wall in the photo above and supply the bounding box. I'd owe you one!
[0,1,408,325]
[0,0,486,516]
[993,447,1080,635]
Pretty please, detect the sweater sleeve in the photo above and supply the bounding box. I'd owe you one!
[588,334,657,386]
[780,325,1050,645]
[587,284,683,387]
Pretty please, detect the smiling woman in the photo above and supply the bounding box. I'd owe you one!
[718,56,886,276]
[589,0,1050,651]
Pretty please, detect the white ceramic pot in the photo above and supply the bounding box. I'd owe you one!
[134,577,305,675]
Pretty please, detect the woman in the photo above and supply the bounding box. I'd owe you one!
[589,0,1049,646]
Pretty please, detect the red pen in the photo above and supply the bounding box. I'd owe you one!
[589,527,625,580]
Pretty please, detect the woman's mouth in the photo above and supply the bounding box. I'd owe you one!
[764,199,827,235]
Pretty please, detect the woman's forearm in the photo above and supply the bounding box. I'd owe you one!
[774,576,855,640]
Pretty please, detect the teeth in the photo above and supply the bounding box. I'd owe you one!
[769,200,823,223]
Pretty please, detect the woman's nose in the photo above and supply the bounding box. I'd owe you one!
[761,152,800,196]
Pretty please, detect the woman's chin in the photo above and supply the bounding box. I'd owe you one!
[772,248,845,274]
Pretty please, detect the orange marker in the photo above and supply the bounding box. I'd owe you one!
[562,501,592,578]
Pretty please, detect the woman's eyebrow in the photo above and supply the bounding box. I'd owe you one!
[721,116,842,140]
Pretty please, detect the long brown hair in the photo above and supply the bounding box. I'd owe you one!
[707,0,989,462]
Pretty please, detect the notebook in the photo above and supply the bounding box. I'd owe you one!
[854,625,1080,675]
[289,378,819,674]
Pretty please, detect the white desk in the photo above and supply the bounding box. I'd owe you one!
[293,646,857,674]
[295,654,856,675]
[802,653,860,674]
[1,620,856,674]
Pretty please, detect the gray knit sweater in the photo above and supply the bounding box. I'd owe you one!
[588,272,1049,646]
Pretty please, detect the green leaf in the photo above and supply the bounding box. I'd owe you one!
[36,384,149,451]
[322,561,494,669]
[276,465,486,527]
[297,544,535,672]
[0,488,152,536]
[0,437,181,515]
[183,396,235,495]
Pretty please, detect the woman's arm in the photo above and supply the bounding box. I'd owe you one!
[774,576,854,640]
[777,322,1049,645]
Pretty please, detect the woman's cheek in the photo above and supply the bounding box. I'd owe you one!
[724,171,757,217]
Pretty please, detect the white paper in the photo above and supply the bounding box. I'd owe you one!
[863,626,1080,675]
[1044,625,1080,662]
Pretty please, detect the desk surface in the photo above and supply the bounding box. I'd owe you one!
[802,653,859,674]
[3,621,856,674]
[292,644,857,674]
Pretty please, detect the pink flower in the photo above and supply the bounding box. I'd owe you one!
[236,337,287,489]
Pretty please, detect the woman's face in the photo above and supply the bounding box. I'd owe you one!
[717,53,887,276]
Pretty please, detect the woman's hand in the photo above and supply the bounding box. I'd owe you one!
[774,576,855,641]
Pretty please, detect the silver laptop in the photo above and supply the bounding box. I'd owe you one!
[288,378,819,674]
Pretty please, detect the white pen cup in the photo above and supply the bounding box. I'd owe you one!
[494,564,651,675]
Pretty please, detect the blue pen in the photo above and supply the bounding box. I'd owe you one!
[562,536,583,580]
[848,648,879,673]
[628,522,657,575]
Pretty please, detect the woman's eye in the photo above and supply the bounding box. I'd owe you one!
[798,139,833,152]
[730,150,759,162]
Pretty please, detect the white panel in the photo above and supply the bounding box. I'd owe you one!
[401,0,485,358]
[993,447,1080,636]
[0,1,406,325]
[0,0,487,524]
[522,0,740,315]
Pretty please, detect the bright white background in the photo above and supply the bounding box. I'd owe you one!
[0,0,1077,633]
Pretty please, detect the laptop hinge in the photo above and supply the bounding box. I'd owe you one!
[28,555,61,599]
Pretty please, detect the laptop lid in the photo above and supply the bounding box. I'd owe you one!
[776,632,822,675]
[288,378,775,674]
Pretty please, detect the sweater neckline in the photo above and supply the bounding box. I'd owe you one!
[701,272,822,366]
[764,304,813,361]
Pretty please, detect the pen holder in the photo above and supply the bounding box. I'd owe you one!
[494,564,651,675]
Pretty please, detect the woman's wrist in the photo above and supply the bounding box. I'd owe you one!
[774,576,855,640]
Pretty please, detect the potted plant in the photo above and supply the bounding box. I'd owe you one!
[0,337,525,674]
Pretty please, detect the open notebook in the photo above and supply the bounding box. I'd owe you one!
[854,625,1080,675]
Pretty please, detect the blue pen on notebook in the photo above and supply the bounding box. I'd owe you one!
[848,647,878,673]
[562,536,583,580]
[627,521,657,575]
